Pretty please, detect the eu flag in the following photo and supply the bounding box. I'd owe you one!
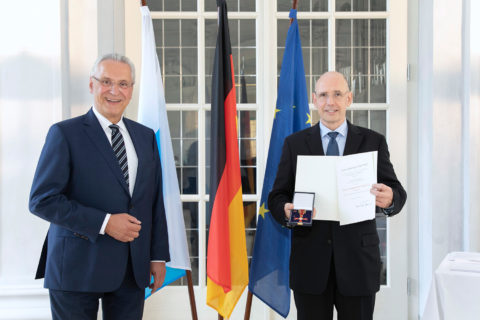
[248,9,311,318]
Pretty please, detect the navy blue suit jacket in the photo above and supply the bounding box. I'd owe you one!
[29,108,170,292]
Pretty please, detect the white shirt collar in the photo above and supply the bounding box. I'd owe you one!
[92,106,127,132]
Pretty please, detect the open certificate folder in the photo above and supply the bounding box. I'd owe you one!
[295,151,378,225]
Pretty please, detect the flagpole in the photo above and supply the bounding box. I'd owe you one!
[186,270,199,320]
[243,1,300,319]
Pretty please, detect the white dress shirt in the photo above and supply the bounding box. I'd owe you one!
[92,106,138,234]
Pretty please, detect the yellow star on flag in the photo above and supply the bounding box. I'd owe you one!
[274,108,281,119]
[259,202,269,219]
[306,112,312,125]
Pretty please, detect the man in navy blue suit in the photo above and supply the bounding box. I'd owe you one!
[29,53,170,319]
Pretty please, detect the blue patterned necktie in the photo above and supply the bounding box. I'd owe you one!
[326,131,339,156]
[109,124,129,186]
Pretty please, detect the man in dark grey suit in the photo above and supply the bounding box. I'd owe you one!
[268,71,406,320]
[29,54,170,319]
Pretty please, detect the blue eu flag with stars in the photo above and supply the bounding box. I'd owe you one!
[248,9,311,318]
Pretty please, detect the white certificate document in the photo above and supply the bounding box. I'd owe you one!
[295,151,377,225]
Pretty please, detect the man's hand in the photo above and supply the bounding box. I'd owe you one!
[370,183,393,208]
[285,202,317,220]
[149,261,166,293]
[105,213,141,242]
[284,203,293,219]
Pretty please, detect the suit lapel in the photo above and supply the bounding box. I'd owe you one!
[306,123,324,156]
[344,121,363,155]
[83,109,130,197]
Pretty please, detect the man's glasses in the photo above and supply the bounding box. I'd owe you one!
[314,90,350,102]
[92,76,134,90]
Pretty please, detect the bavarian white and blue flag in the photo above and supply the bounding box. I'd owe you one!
[138,6,191,298]
[248,9,311,317]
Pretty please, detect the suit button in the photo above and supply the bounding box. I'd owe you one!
[327,239,332,244]
[129,204,134,210]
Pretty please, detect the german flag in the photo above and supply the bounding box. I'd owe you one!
[206,0,248,318]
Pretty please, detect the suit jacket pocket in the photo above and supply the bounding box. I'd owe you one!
[361,233,379,247]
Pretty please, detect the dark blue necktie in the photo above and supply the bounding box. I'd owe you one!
[109,124,129,186]
[326,132,339,156]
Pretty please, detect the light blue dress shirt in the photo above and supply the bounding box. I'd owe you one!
[319,120,348,156]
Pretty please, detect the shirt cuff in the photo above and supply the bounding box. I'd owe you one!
[151,260,165,263]
[99,213,111,235]
[382,202,395,215]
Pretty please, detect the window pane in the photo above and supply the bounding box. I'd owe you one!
[240,20,255,47]
[152,20,163,47]
[182,0,197,11]
[167,111,180,138]
[239,0,255,12]
[170,202,198,286]
[312,20,328,47]
[353,0,369,11]
[164,48,180,75]
[182,20,197,47]
[244,202,257,258]
[336,19,351,47]
[239,110,256,138]
[171,138,181,166]
[277,0,292,12]
[297,0,310,12]
[182,139,197,166]
[182,76,198,103]
[353,20,368,47]
[164,76,180,103]
[312,0,328,11]
[336,0,352,12]
[371,0,387,11]
[371,20,386,46]
[182,111,197,138]
[164,20,180,47]
[370,110,386,136]
[298,20,310,47]
[352,110,368,127]
[336,0,386,11]
[164,0,180,11]
[182,168,197,194]
[353,48,368,75]
[312,48,328,75]
[148,0,163,11]
[182,48,197,76]
[351,75,368,103]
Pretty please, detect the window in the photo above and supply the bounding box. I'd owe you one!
[151,0,389,287]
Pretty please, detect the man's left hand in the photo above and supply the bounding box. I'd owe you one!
[370,183,393,208]
[149,261,166,293]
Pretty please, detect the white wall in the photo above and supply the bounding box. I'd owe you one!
[0,1,62,318]
[412,0,480,318]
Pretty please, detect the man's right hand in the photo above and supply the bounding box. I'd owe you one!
[105,213,141,242]
[284,203,294,219]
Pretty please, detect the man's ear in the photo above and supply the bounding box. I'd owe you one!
[89,79,94,93]
[346,91,353,106]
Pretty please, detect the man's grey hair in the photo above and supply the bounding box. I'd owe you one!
[90,53,136,83]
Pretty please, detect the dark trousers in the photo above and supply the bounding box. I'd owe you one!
[293,261,375,320]
[49,254,144,320]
